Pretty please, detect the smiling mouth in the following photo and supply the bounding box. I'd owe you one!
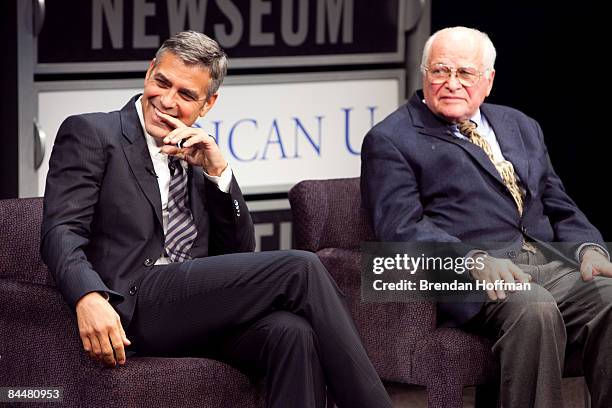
[151,105,177,124]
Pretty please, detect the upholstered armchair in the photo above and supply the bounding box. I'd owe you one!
[290,177,501,407]
[0,198,265,407]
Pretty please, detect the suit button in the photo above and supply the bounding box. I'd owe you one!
[129,286,137,296]
[521,226,527,234]
[507,250,517,259]
[144,258,154,267]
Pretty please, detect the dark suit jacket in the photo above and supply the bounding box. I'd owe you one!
[41,95,255,328]
[361,91,604,326]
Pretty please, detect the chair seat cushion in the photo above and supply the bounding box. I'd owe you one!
[0,280,265,407]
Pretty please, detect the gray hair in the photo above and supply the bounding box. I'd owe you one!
[420,26,496,78]
[155,30,228,101]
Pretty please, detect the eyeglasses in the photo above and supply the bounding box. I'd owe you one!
[423,64,487,87]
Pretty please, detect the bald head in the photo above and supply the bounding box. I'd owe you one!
[421,27,497,74]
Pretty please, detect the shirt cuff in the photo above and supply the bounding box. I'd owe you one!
[576,243,610,263]
[203,164,233,193]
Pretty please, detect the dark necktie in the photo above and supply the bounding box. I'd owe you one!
[165,157,197,262]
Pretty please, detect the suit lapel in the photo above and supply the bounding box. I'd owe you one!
[120,96,163,228]
[481,104,531,198]
[408,95,505,185]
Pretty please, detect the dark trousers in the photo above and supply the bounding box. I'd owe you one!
[125,250,391,408]
[466,248,612,408]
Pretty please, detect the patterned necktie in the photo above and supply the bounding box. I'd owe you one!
[458,120,524,216]
[458,120,537,253]
[165,157,197,262]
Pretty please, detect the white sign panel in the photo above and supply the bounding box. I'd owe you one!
[36,72,402,195]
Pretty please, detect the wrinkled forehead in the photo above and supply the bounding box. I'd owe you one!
[428,33,484,68]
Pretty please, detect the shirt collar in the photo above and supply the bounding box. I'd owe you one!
[446,109,490,140]
[468,109,485,130]
[135,96,165,160]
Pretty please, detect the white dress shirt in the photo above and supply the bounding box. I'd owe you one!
[450,109,506,164]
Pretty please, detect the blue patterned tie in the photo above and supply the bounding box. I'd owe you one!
[165,157,197,262]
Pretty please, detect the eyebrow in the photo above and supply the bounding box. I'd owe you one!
[432,62,478,69]
[154,72,201,101]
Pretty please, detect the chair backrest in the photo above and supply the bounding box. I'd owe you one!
[0,198,53,286]
[288,178,374,252]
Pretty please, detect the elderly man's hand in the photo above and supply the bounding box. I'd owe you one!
[580,248,612,281]
[158,112,228,176]
[469,255,531,301]
[76,292,131,367]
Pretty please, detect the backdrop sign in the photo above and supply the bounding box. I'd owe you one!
[36,0,403,72]
[36,71,403,195]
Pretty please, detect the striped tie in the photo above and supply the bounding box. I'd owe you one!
[165,157,197,262]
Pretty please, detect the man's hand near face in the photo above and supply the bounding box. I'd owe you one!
[158,111,228,176]
[580,248,612,281]
[76,292,131,367]
[469,254,532,301]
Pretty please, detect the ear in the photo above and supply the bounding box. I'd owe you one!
[484,69,495,97]
[145,59,156,80]
[199,93,219,117]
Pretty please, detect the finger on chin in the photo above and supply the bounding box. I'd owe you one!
[159,112,185,128]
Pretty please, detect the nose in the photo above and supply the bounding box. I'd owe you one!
[160,90,178,110]
[444,72,462,90]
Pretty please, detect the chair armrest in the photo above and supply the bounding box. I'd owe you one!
[289,178,374,252]
[0,198,54,286]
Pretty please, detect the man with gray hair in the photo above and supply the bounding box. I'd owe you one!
[42,31,392,408]
[361,26,612,407]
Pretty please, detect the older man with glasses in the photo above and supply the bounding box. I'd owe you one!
[361,26,612,408]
